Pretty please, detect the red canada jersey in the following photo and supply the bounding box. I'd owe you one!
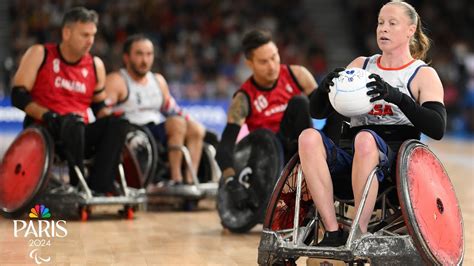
[238,64,303,133]
[31,43,97,123]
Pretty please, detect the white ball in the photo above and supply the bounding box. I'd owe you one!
[328,67,375,117]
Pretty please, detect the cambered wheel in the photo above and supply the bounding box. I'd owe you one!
[217,129,283,233]
[397,140,464,265]
[263,154,314,233]
[122,124,158,188]
[0,127,53,218]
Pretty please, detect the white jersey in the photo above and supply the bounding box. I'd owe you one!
[350,54,428,128]
[114,69,165,125]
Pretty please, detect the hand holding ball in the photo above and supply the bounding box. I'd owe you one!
[328,68,375,117]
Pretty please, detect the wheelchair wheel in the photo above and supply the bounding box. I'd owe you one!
[263,154,314,233]
[217,129,283,233]
[259,154,314,265]
[0,127,53,217]
[122,124,158,188]
[397,140,464,265]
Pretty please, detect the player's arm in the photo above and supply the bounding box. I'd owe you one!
[155,73,189,119]
[11,44,49,120]
[216,92,249,176]
[289,65,317,96]
[403,67,446,139]
[413,67,444,104]
[155,73,171,101]
[367,65,446,140]
[104,72,127,106]
[155,73,205,136]
[91,57,111,118]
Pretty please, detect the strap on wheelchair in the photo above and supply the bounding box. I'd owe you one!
[168,145,183,151]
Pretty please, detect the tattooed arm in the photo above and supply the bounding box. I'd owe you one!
[227,92,249,125]
[216,92,249,175]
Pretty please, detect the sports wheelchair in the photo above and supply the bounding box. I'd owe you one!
[0,126,145,220]
[121,124,221,209]
[217,128,284,233]
[258,139,464,265]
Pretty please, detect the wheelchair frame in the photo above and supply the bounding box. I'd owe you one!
[258,139,464,265]
[123,124,221,203]
[0,126,146,220]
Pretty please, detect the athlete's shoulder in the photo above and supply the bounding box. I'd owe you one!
[413,65,439,81]
[93,56,105,67]
[152,72,169,90]
[287,64,305,74]
[288,64,316,93]
[24,44,46,61]
[153,72,166,83]
[29,44,46,53]
[106,70,120,78]
[347,56,369,68]
[105,71,127,91]
[16,44,46,72]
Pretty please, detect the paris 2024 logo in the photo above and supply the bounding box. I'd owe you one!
[13,204,68,264]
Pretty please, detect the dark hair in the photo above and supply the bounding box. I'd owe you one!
[61,7,98,28]
[123,34,151,54]
[242,29,273,59]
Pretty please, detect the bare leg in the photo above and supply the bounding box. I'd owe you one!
[165,116,186,183]
[299,129,338,232]
[184,119,205,184]
[352,132,379,233]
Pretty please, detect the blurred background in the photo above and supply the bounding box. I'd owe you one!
[0,2,472,264]
[0,0,473,150]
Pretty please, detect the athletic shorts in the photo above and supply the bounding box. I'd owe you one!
[314,128,396,198]
[145,122,167,146]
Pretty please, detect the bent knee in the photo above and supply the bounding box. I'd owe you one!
[166,116,186,135]
[186,120,205,140]
[299,129,324,152]
[354,131,378,157]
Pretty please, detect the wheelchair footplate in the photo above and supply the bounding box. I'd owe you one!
[38,181,146,221]
[147,183,205,199]
[259,228,423,265]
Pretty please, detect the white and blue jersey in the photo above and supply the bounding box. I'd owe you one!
[351,54,428,128]
[114,69,165,125]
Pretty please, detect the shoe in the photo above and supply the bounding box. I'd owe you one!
[158,179,183,187]
[316,228,349,247]
[91,190,107,197]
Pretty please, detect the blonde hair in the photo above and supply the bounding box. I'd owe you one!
[385,0,431,60]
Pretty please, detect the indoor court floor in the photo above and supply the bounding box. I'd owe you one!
[0,138,472,265]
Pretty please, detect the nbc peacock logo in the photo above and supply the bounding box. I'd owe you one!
[29,204,51,219]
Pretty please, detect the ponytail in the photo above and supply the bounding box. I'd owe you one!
[388,1,431,61]
[410,15,431,61]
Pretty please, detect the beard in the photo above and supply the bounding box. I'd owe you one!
[130,62,149,77]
